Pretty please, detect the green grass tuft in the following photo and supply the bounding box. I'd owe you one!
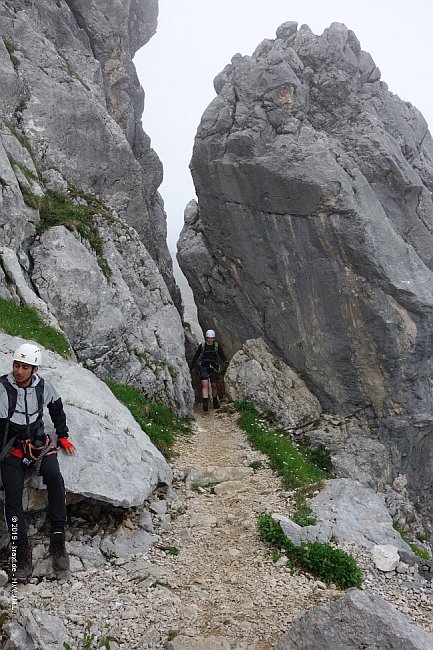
[23,189,112,278]
[0,297,71,357]
[258,513,362,589]
[234,401,332,488]
[105,379,191,458]
[393,523,432,560]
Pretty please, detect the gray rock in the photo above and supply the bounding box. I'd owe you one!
[2,621,34,650]
[66,540,106,568]
[178,20,433,528]
[0,0,190,413]
[273,514,332,546]
[372,544,400,572]
[225,338,321,428]
[6,608,72,650]
[310,479,411,551]
[100,527,158,558]
[185,466,254,486]
[276,588,433,649]
[0,333,172,509]
[30,223,193,415]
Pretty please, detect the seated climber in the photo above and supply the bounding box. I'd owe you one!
[0,343,76,582]
[190,329,228,411]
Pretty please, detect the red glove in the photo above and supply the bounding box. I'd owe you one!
[58,438,76,455]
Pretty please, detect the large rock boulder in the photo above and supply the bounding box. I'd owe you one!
[0,0,194,415]
[0,333,172,509]
[309,479,410,551]
[178,22,433,528]
[276,588,433,649]
[225,338,321,428]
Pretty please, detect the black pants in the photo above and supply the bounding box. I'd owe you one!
[1,453,66,545]
[199,363,219,383]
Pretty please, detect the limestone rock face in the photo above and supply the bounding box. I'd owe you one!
[0,0,193,414]
[225,338,321,428]
[178,22,433,524]
[0,333,172,508]
[276,588,433,650]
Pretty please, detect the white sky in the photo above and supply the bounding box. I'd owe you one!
[134,0,433,249]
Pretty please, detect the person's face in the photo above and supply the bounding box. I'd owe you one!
[13,361,36,388]
[206,336,215,345]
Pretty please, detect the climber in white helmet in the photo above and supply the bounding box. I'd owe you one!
[0,342,76,583]
[190,329,228,411]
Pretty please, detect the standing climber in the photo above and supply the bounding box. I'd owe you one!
[190,329,228,412]
[0,343,75,582]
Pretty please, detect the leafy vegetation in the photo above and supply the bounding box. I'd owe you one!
[0,297,71,357]
[234,401,332,488]
[63,622,118,649]
[20,188,112,278]
[393,523,432,560]
[105,380,191,458]
[258,514,362,589]
[8,155,38,182]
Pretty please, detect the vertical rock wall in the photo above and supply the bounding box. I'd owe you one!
[0,0,193,414]
[178,23,433,522]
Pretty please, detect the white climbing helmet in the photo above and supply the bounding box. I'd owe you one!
[205,329,216,338]
[13,343,42,367]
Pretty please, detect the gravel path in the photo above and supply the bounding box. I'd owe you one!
[6,407,433,649]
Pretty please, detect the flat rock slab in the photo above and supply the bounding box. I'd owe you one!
[310,479,411,551]
[276,588,433,649]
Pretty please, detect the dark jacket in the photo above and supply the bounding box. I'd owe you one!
[190,342,227,370]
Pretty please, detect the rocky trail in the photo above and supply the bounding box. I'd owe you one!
[4,407,433,649]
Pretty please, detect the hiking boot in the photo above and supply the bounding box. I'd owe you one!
[213,396,220,409]
[203,398,209,412]
[16,544,32,583]
[49,532,70,572]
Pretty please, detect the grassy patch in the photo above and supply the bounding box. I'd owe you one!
[393,523,432,560]
[4,122,33,156]
[258,513,362,589]
[234,401,332,489]
[0,297,71,357]
[25,189,112,278]
[8,155,38,182]
[105,380,191,458]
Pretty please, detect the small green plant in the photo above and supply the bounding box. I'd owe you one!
[4,38,16,54]
[169,546,180,556]
[8,155,38,182]
[298,441,333,475]
[258,514,362,589]
[291,501,316,527]
[35,189,112,277]
[249,460,263,471]
[101,548,117,560]
[4,122,33,156]
[105,380,191,458]
[234,401,332,488]
[20,187,42,209]
[190,483,202,493]
[393,523,432,560]
[0,296,71,357]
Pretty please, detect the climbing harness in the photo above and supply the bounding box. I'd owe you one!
[0,374,55,473]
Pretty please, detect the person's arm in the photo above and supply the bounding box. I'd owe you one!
[45,381,75,455]
[190,345,202,370]
[217,344,227,364]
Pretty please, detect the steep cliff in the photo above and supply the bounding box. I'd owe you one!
[0,0,193,414]
[178,23,433,524]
